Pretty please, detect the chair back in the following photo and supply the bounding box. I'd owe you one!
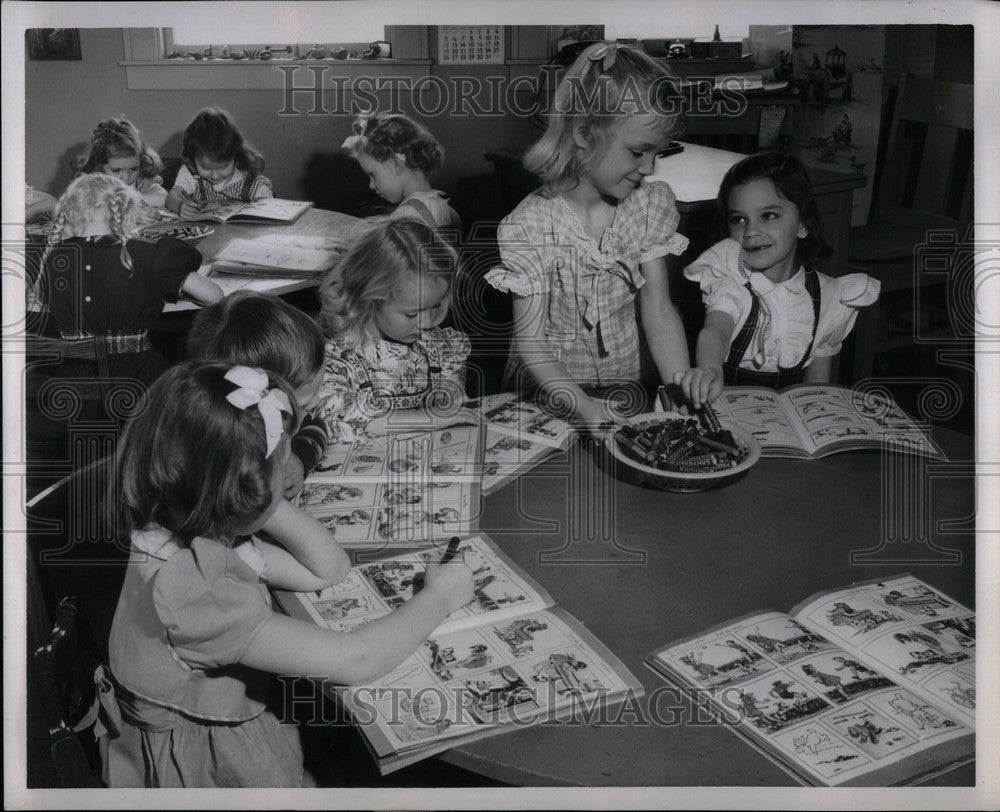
[873,73,973,233]
[32,596,103,787]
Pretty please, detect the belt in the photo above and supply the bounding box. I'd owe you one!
[58,330,151,354]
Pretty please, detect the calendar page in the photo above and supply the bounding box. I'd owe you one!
[437,25,505,64]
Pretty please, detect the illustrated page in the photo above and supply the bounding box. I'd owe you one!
[344,606,640,758]
[793,575,975,726]
[649,610,972,786]
[713,388,807,453]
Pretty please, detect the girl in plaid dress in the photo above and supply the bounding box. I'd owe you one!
[166,108,273,218]
[486,42,697,431]
[316,218,477,441]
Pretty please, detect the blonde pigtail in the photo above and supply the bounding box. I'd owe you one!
[41,207,69,268]
[108,190,135,274]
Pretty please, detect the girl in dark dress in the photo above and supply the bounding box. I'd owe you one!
[36,174,222,424]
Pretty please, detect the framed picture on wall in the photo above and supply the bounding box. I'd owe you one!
[26,28,81,60]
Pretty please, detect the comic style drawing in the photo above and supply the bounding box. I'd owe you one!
[880,585,953,617]
[792,727,836,756]
[472,573,527,612]
[317,509,371,530]
[800,652,896,704]
[360,561,421,600]
[831,656,877,681]
[486,436,535,455]
[523,413,560,438]
[493,618,549,657]
[939,680,975,710]
[824,601,903,634]
[812,425,868,439]
[314,593,381,622]
[425,639,494,682]
[887,692,957,731]
[891,630,967,665]
[459,665,537,721]
[731,681,829,733]
[676,638,773,689]
[800,663,850,702]
[299,484,365,506]
[743,619,833,663]
[485,401,534,425]
[390,714,453,745]
[828,706,915,758]
[530,653,606,698]
[376,505,462,540]
[922,617,975,647]
[383,485,425,505]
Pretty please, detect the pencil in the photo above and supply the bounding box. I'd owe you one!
[440,536,461,563]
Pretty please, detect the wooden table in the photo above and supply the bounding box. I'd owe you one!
[438,430,976,786]
[165,207,362,312]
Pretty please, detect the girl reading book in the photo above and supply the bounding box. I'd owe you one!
[98,362,473,787]
[317,218,477,441]
[73,115,168,208]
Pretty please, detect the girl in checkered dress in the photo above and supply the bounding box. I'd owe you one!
[485,42,697,432]
[166,108,273,218]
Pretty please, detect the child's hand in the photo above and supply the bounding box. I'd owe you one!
[575,396,627,438]
[673,367,724,412]
[177,198,203,219]
[283,455,307,500]
[422,556,474,614]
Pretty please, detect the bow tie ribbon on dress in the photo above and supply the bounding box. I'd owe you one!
[224,366,292,457]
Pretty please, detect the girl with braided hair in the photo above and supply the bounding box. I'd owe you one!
[40,174,222,392]
[342,112,461,232]
[73,116,169,208]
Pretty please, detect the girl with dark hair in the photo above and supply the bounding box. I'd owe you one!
[677,152,880,406]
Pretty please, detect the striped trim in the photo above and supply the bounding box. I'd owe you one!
[58,330,150,354]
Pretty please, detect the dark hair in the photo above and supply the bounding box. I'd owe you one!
[181,107,264,172]
[187,291,325,388]
[114,362,299,544]
[72,115,163,180]
[350,113,444,174]
[716,152,831,268]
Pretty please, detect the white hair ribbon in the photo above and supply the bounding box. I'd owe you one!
[587,41,621,73]
[224,366,292,458]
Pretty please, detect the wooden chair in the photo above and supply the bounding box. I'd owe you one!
[31,596,103,787]
[846,73,974,381]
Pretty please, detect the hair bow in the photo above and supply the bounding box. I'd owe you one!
[224,366,292,458]
[587,41,621,73]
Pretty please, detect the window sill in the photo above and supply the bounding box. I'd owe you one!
[119,58,434,90]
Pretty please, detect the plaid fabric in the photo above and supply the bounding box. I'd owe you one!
[487,179,687,388]
[173,165,273,202]
[58,330,150,354]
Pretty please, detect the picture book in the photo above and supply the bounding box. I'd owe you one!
[478,394,577,494]
[298,426,482,547]
[711,385,946,460]
[646,574,975,787]
[274,533,643,773]
[210,233,344,278]
[185,197,313,224]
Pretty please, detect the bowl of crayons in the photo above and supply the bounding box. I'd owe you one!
[137,224,215,245]
[606,405,760,493]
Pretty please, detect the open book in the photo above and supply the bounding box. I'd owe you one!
[646,574,975,786]
[185,197,313,224]
[210,234,347,278]
[711,385,946,460]
[297,426,482,547]
[478,394,577,494]
[274,533,643,773]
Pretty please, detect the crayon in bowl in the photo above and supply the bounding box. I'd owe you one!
[615,418,747,474]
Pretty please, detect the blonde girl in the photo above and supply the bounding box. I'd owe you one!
[485,42,698,431]
[73,115,168,207]
[342,112,461,231]
[317,218,476,440]
[99,361,473,787]
[40,174,221,388]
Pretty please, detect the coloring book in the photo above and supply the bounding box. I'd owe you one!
[297,425,483,548]
[274,533,642,773]
[711,385,946,459]
[478,393,577,494]
[646,574,975,786]
[184,196,313,224]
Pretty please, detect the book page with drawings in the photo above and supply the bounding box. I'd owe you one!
[791,575,976,725]
[713,388,807,452]
[647,608,973,786]
[212,235,336,271]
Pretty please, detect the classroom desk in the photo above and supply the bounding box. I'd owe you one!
[437,430,975,786]
[165,207,362,312]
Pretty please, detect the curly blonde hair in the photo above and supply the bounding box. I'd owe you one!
[318,218,458,345]
[72,115,163,181]
[42,173,142,273]
[343,112,444,174]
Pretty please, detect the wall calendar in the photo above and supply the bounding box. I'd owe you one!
[437,25,505,64]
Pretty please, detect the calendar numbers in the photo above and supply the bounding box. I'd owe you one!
[438,26,504,64]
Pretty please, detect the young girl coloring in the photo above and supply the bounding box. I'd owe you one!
[166,107,273,218]
[99,362,474,787]
[40,174,222,389]
[675,152,880,407]
[342,112,461,232]
[187,290,331,499]
[317,218,476,441]
[485,42,693,430]
[73,115,169,208]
